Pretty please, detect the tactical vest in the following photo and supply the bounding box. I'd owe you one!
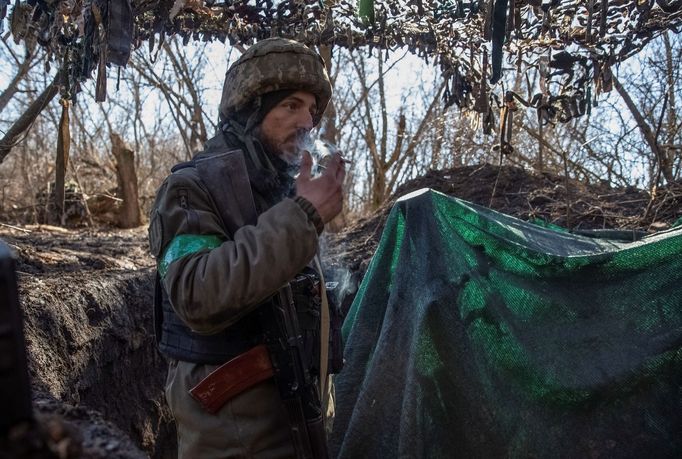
[154,269,326,369]
[155,274,264,365]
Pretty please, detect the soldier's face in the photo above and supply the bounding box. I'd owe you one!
[258,91,317,163]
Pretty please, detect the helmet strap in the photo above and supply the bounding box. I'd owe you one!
[220,115,276,174]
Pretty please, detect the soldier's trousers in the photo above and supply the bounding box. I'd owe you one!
[165,358,296,459]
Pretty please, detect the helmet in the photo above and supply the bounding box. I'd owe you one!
[219,38,332,126]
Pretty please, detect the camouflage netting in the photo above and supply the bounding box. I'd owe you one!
[3,0,682,125]
[331,188,682,457]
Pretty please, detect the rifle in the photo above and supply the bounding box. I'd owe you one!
[0,241,33,435]
[259,285,329,459]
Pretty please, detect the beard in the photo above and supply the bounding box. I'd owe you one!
[255,128,311,166]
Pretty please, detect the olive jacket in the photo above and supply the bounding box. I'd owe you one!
[148,134,325,458]
[150,163,322,334]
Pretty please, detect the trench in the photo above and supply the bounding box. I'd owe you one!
[18,268,175,458]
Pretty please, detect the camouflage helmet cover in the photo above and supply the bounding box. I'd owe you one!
[219,38,332,126]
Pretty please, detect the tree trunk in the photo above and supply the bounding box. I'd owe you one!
[319,44,338,144]
[111,133,141,228]
[663,32,679,181]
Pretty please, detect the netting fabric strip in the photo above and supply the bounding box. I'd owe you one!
[332,188,682,458]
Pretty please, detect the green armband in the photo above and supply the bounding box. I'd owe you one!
[158,234,224,278]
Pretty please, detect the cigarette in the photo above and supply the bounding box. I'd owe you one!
[317,156,352,170]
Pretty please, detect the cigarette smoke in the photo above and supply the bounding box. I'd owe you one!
[295,133,341,176]
[320,238,361,316]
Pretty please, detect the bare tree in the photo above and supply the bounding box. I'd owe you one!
[0,37,41,115]
[335,48,448,211]
[128,38,219,159]
[612,32,681,186]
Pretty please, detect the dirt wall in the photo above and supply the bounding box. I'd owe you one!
[20,271,174,457]
[3,227,175,458]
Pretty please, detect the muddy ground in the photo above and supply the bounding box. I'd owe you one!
[1,164,680,458]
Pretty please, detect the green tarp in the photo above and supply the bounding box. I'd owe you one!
[331,189,682,458]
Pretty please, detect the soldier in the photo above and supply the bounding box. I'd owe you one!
[148,38,345,458]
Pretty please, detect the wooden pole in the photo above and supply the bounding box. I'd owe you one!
[50,99,71,225]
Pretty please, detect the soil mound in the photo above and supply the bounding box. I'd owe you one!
[327,164,681,277]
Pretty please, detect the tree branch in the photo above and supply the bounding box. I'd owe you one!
[0,75,59,164]
[0,50,37,114]
[613,73,672,183]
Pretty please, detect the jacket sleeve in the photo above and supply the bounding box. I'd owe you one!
[150,169,320,334]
